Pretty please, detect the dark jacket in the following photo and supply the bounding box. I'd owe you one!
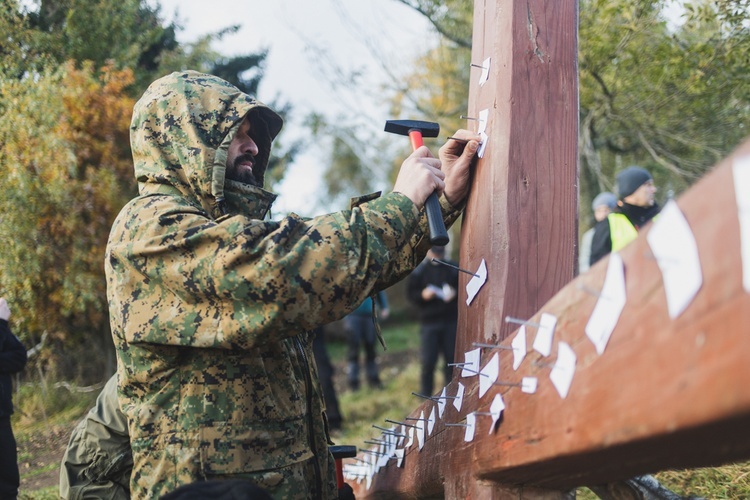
[0,318,27,418]
[590,202,660,266]
[407,259,459,323]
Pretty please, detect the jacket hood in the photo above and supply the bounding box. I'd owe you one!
[130,70,283,218]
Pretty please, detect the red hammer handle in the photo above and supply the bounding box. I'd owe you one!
[408,129,424,150]
[335,458,344,489]
[407,129,449,246]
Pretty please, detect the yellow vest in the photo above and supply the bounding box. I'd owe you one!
[608,213,639,252]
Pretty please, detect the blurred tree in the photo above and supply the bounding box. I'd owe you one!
[391,0,749,230]
[394,0,473,48]
[0,1,300,381]
[579,0,750,224]
[20,0,177,89]
[0,62,135,380]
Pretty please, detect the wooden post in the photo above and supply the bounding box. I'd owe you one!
[459,0,579,361]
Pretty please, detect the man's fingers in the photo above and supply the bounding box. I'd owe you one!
[409,145,435,159]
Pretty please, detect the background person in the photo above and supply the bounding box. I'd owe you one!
[406,246,459,397]
[345,291,389,391]
[579,191,617,273]
[311,326,343,431]
[590,166,660,266]
[0,297,27,500]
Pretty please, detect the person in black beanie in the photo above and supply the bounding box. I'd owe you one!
[0,297,27,500]
[590,166,660,266]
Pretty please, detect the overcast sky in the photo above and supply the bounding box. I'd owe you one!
[150,0,435,215]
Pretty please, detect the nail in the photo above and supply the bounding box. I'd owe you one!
[493,380,522,387]
[446,136,469,144]
[360,449,387,456]
[472,342,513,350]
[505,316,542,328]
[372,425,407,437]
[385,419,418,429]
[431,258,479,277]
[412,392,439,401]
[460,366,491,378]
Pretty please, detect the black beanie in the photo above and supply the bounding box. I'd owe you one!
[616,166,652,199]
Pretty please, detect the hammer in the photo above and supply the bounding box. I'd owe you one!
[384,119,449,246]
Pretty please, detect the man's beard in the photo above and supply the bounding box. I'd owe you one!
[227,153,263,187]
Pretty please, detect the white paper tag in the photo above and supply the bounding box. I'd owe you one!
[438,387,447,418]
[453,382,465,411]
[479,352,500,398]
[461,348,482,377]
[489,393,505,433]
[479,57,491,86]
[416,410,426,451]
[428,406,436,435]
[532,313,557,356]
[550,342,577,399]
[585,252,627,354]
[477,131,489,158]
[512,325,527,370]
[521,377,538,394]
[465,259,488,304]
[464,413,477,442]
[647,200,703,318]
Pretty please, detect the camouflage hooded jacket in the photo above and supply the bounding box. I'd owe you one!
[105,71,463,499]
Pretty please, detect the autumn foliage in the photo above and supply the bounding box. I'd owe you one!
[0,63,136,379]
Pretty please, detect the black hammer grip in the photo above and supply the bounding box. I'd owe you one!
[425,192,449,246]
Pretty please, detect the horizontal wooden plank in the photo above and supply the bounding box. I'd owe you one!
[349,139,750,497]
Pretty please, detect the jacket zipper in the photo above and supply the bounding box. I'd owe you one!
[294,335,323,499]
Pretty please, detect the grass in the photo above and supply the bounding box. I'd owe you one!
[19,486,58,500]
[325,320,421,362]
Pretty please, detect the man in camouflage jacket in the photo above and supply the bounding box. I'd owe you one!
[105,70,479,498]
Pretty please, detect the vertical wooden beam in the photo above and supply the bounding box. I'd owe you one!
[459,0,579,355]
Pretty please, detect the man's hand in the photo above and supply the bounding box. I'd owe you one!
[0,298,10,321]
[392,146,444,209]
[439,130,481,207]
[421,287,437,301]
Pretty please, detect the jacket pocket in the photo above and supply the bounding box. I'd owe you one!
[199,418,314,475]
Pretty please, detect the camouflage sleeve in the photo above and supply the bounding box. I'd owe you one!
[59,376,131,500]
[371,193,464,291]
[107,191,461,349]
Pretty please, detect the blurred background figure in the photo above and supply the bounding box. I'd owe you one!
[311,326,343,430]
[345,292,389,391]
[590,166,660,266]
[407,246,459,397]
[0,298,27,500]
[579,191,617,273]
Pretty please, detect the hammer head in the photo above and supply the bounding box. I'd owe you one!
[384,119,440,138]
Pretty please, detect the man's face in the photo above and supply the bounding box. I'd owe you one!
[226,116,262,187]
[625,179,657,207]
[593,204,611,222]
